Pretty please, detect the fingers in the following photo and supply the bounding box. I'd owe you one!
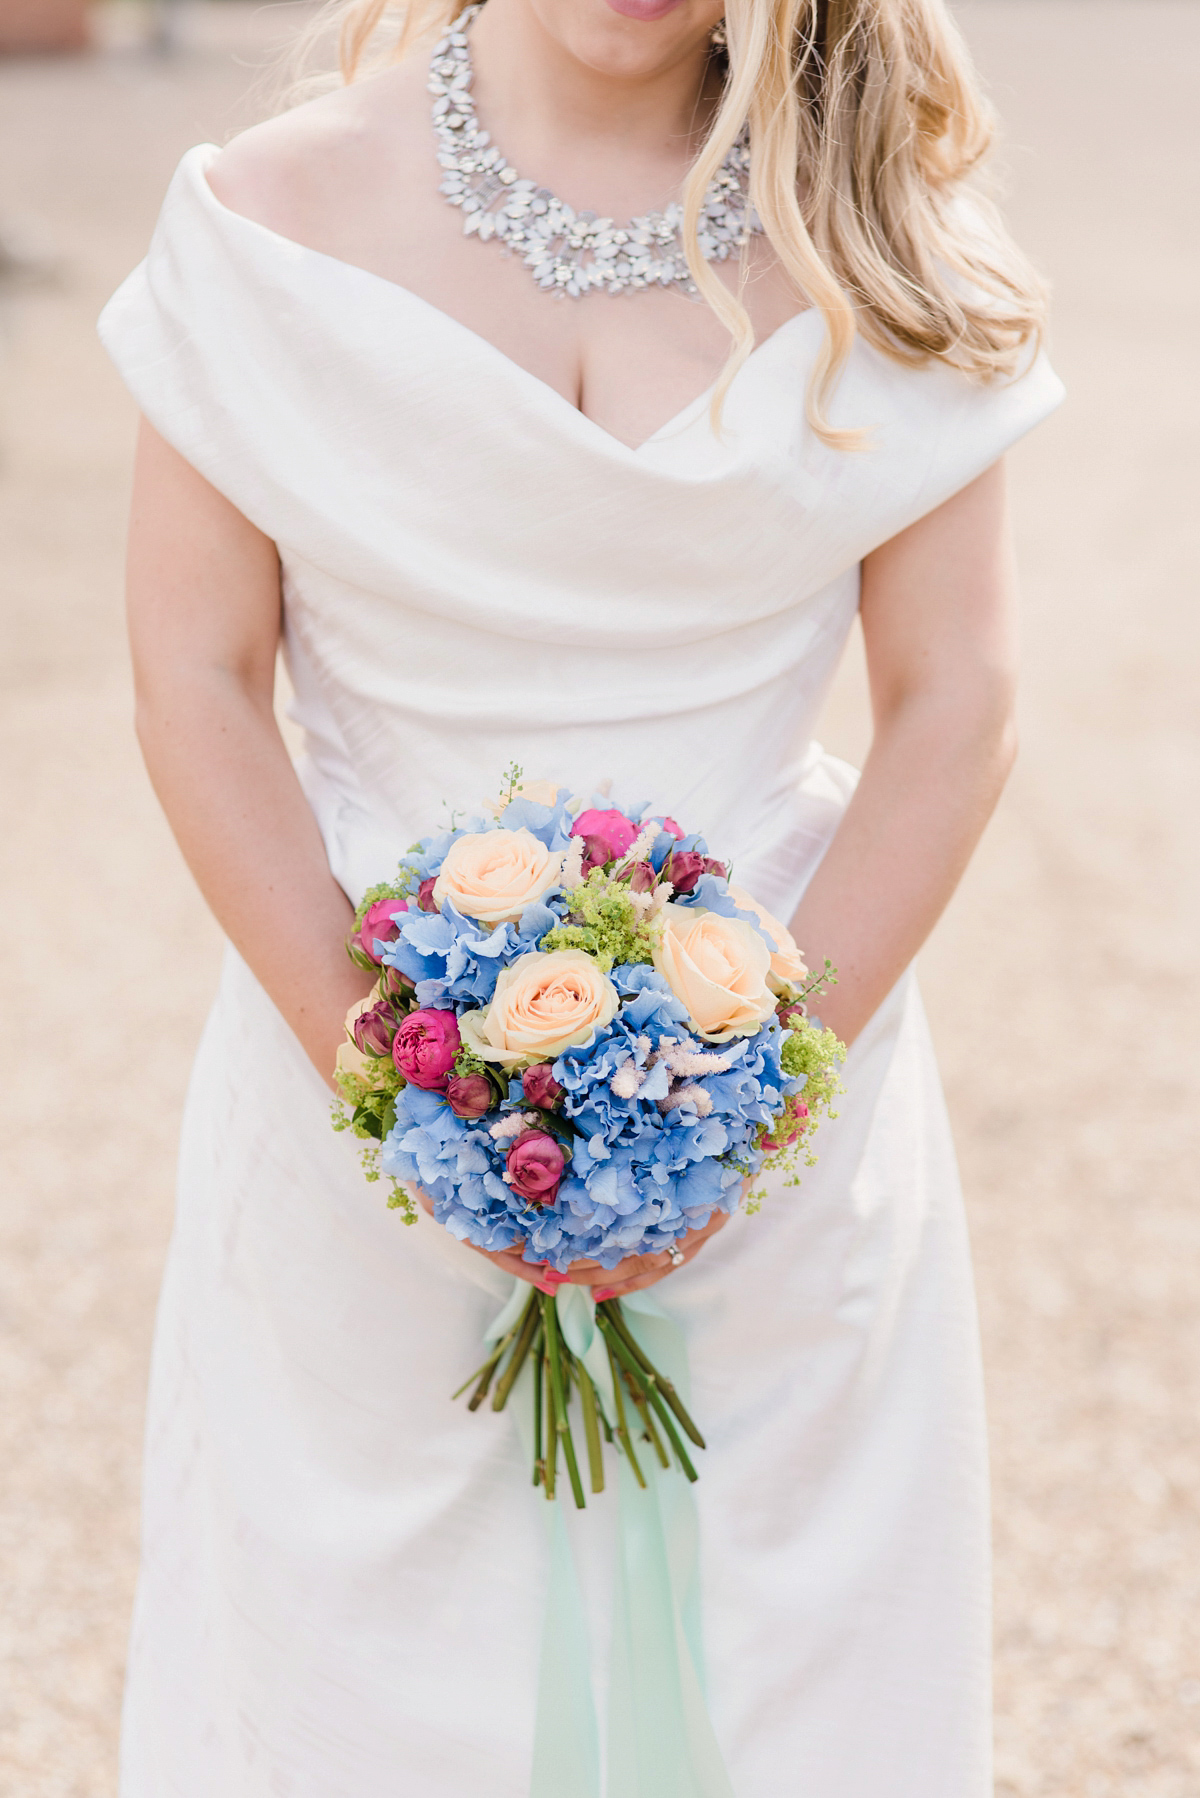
[592,1210,732,1298]
[418,1178,736,1300]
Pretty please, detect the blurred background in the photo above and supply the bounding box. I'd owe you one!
[0,2,1197,1793]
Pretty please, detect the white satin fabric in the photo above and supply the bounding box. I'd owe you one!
[99,145,1063,1798]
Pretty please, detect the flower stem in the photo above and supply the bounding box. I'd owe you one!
[572,1353,605,1495]
[607,1340,646,1490]
[602,1301,706,1449]
[597,1315,669,1469]
[543,1332,557,1500]
[532,1325,545,1489]
[544,1297,586,1509]
[641,1378,698,1483]
[455,1326,517,1409]
[491,1291,540,1413]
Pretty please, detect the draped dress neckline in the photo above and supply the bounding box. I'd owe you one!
[194,144,818,459]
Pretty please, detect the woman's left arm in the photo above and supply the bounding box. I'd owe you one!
[789,459,1020,1047]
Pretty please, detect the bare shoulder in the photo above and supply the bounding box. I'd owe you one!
[206,60,430,247]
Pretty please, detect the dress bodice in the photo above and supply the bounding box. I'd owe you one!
[99,145,1062,916]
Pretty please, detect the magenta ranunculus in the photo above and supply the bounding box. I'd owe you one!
[446,1072,493,1120]
[417,877,439,914]
[570,807,638,873]
[352,998,400,1058]
[667,851,728,895]
[628,859,657,894]
[521,1064,564,1110]
[392,1008,461,1091]
[506,1130,565,1206]
[354,898,409,964]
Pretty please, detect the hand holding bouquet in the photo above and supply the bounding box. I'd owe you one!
[333,771,844,1505]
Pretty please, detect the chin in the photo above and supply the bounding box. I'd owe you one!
[531,0,721,77]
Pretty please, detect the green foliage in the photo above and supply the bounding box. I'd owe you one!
[385,1182,419,1225]
[331,1093,417,1223]
[744,1014,846,1212]
[540,869,662,971]
[452,1042,491,1080]
[500,760,525,807]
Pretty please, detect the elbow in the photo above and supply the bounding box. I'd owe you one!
[984,666,1020,790]
[996,705,1019,785]
[876,664,1019,792]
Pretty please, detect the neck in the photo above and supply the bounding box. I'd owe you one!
[467,0,721,215]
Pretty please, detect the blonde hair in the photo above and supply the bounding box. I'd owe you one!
[291,0,1045,445]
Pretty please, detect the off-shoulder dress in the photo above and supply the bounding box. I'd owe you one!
[99,145,1063,1798]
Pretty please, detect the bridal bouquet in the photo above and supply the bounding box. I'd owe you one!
[333,770,843,1505]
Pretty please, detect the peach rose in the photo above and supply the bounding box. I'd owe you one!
[432,828,566,925]
[652,904,776,1042]
[459,950,619,1070]
[726,884,809,996]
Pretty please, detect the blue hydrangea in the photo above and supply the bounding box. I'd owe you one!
[381,896,566,1008]
[379,798,581,1004]
[379,965,804,1274]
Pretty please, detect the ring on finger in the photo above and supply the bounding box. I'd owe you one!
[666,1242,685,1268]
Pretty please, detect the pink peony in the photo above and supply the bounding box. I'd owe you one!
[354,898,409,964]
[417,877,439,914]
[352,998,400,1058]
[521,1063,564,1110]
[392,1008,461,1091]
[570,808,638,873]
[506,1130,565,1205]
[666,851,728,895]
[656,817,685,840]
[446,1072,494,1119]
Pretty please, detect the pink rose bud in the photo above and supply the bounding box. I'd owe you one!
[667,851,728,895]
[352,998,400,1058]
[380,964,415,1000]
[353,898,409,964]
[570,807,638,873]
[628,859,657,894]
[656,817,685,840]
[446,1073,494,1120]
[392,1008,461,1091]
[521,1064,564,1110]
[506,1130,565,1206]
[417,877,439,914]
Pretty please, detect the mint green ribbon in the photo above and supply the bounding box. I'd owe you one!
[485,1283,735,1798]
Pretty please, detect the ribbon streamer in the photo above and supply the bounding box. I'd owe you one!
[485,1282,735,1798]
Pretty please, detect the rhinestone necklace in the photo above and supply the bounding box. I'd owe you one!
[430,5,761,299]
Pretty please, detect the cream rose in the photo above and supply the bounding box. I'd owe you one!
[432,828,566,925]
[652,904,776,1043]
[726,884,810,996]
[484,778,563,816]
[459,950,619,1070]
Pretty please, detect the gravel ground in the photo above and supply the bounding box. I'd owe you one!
[0,4,1197,1794]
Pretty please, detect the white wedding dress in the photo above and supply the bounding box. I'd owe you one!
[100,145,1062,1798]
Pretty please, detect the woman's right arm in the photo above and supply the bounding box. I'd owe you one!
[127,419,374,1082]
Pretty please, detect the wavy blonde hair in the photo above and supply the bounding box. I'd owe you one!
[290,0,1044,444]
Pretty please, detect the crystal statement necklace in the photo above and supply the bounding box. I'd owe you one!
[431,5,761,299]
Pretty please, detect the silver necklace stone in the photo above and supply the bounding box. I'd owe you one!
[430,4,761,299]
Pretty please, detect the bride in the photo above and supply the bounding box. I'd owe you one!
[100,0,1061,1791]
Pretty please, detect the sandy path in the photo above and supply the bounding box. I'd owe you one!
[0,5,1196,1793]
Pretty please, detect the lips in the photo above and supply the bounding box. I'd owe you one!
[603,0,688,20]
